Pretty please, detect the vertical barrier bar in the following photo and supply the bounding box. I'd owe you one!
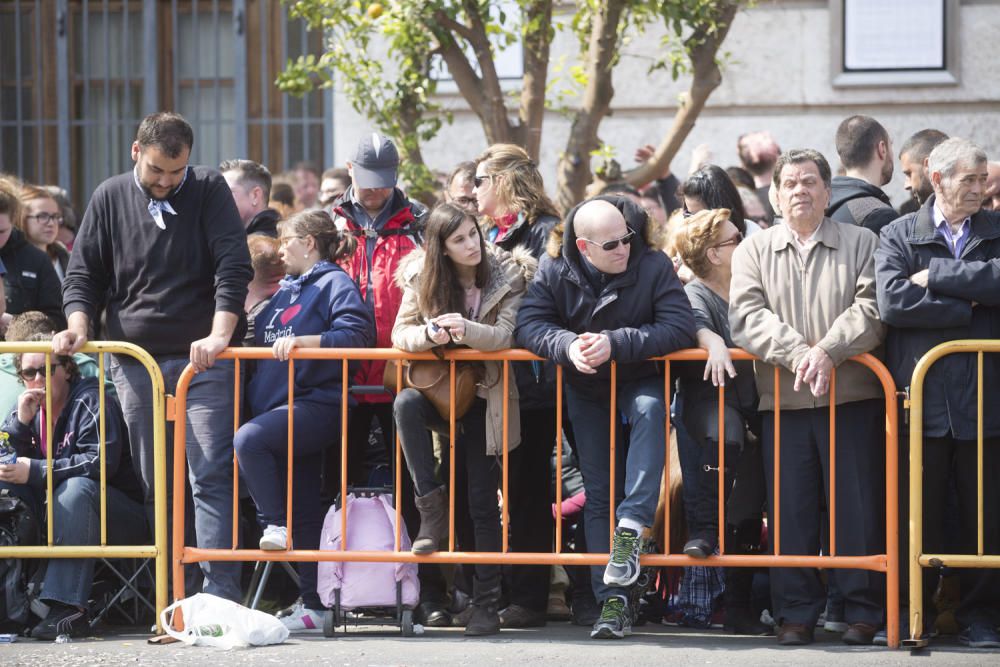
[286,359,295,549]
[829,369,837,557]
[883,359,900,649]
[773,366,781,556]
[501,360,510,553]
[394,362,403,552]
[663,361,671,555]
[340,359,349,551]
[99,352,108,546]
[448,359,456,552]
[233,358,241,549]
[717,383,725,555]
[340,359,348,551]
[45,356,53,546]
[977,352,984,556]
[609,362,617,544]
[555,365,564,553]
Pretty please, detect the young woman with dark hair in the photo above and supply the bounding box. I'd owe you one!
[233,209,374,632]
[391,202,535,636]
[679,165,750,236]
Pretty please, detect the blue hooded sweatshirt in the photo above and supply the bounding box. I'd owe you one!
[247,261,374,414]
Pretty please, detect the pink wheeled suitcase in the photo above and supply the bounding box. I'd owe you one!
[317,492,420,636]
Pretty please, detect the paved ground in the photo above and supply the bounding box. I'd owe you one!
[1,623,996,666]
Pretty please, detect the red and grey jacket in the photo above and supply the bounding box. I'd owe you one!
[331,190,426,402]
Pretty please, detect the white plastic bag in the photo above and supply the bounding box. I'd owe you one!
[160,593,289,649]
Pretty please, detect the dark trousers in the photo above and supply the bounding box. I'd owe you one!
[762,399,885,627]
[503,407,555,612]
[919,435,1000,628]
[234,400,338,609]
[395,390,501,602]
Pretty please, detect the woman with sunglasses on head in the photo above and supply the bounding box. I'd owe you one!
[671,208,769,636]
[0,332,145,639]
[233,209,374,632]
[392,202,536,636]
[472,144,568,627]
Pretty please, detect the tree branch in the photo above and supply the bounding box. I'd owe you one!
[461,0,513,144]
[625,2,739,188]
[517,0,553,160]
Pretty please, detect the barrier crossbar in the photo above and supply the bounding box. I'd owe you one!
[169,347,898,647]
[0,341,169,632]
[905,340,1000,648]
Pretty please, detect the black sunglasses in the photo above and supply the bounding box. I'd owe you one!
[20,361,62,381]
[711,232,743,249]
[581,228,636,252]
[473,174,492,188]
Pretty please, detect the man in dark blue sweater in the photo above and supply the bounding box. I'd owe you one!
[53,111,253,603]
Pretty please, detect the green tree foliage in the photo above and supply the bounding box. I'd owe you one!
[279,0,742,208]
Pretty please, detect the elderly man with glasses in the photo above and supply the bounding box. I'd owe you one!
[516,195,696,640]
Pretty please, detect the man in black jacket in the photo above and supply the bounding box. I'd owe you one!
[54,111,253,604]
[827,115,898,236]
[516,195,696,640]
[875,137,1000,649]
[221,158,280,237]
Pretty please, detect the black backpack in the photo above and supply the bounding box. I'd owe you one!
[0,490,40,633]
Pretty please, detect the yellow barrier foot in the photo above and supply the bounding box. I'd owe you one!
[902,637,929,649]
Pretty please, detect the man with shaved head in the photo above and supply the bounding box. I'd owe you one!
[516,195,696,640]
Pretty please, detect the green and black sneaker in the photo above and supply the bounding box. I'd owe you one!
[590,595,632,639]
[603,527,641,587]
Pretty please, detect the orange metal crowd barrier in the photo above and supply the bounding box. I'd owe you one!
[168,347,898,647]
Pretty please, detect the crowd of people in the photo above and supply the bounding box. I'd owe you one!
[0,110,999,651]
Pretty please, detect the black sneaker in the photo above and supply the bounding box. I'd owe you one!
[590,596,631,639]
[31,603,90,640]
[603,527,641,587]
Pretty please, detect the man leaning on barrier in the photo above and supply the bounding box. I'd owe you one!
[729,148,887,647]
[875,137,1000,649]
[515,195,696,640]
[53,112,253,603]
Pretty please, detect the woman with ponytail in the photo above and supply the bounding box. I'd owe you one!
[234,209,374,632]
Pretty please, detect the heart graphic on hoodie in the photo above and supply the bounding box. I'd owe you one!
[279,304,302,326]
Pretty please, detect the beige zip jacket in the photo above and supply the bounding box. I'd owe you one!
[729,218,886,411]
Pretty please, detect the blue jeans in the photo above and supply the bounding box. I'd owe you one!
[565,375,666,602]
[234,400,340,609]
[110,354,242,602]
[0,478,146,608]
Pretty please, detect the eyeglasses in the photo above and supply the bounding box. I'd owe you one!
[473,174,493,189]
[19,361,62,381]
[580,228,636,251]
[26,212,63,224]
[711,232,743,249]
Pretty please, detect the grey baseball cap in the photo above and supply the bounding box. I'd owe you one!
[350,131,399,189]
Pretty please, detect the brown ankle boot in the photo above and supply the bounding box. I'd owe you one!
[412,486,448,554]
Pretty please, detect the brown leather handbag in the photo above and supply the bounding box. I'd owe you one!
[383,354,481,421]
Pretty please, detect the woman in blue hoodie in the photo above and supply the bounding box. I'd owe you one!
[234,209,374,632]
[0,335,144,639]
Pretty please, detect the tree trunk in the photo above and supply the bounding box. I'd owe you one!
[515,0,554,161]
[554,1,628,213]
[625,2,739,188]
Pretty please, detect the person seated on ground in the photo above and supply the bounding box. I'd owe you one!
[0,176,64,335]
[0,311,116,420]
[233,209,374,633]
[671,208,769,636]
[243,234,286,346]
[0,332,144,640]
[392,203,535,637]
[18,185,71,282]
[515,195,697,640]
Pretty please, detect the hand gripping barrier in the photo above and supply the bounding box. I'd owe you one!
[904,340,1000,648]
[0,341,169,632]
[169,347,898,647]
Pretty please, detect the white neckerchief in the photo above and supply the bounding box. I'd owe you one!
[133,166,187,230]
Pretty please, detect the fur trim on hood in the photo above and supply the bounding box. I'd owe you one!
[394,243,537,292]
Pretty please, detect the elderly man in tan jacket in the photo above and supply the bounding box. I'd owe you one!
[730,148,887,647]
